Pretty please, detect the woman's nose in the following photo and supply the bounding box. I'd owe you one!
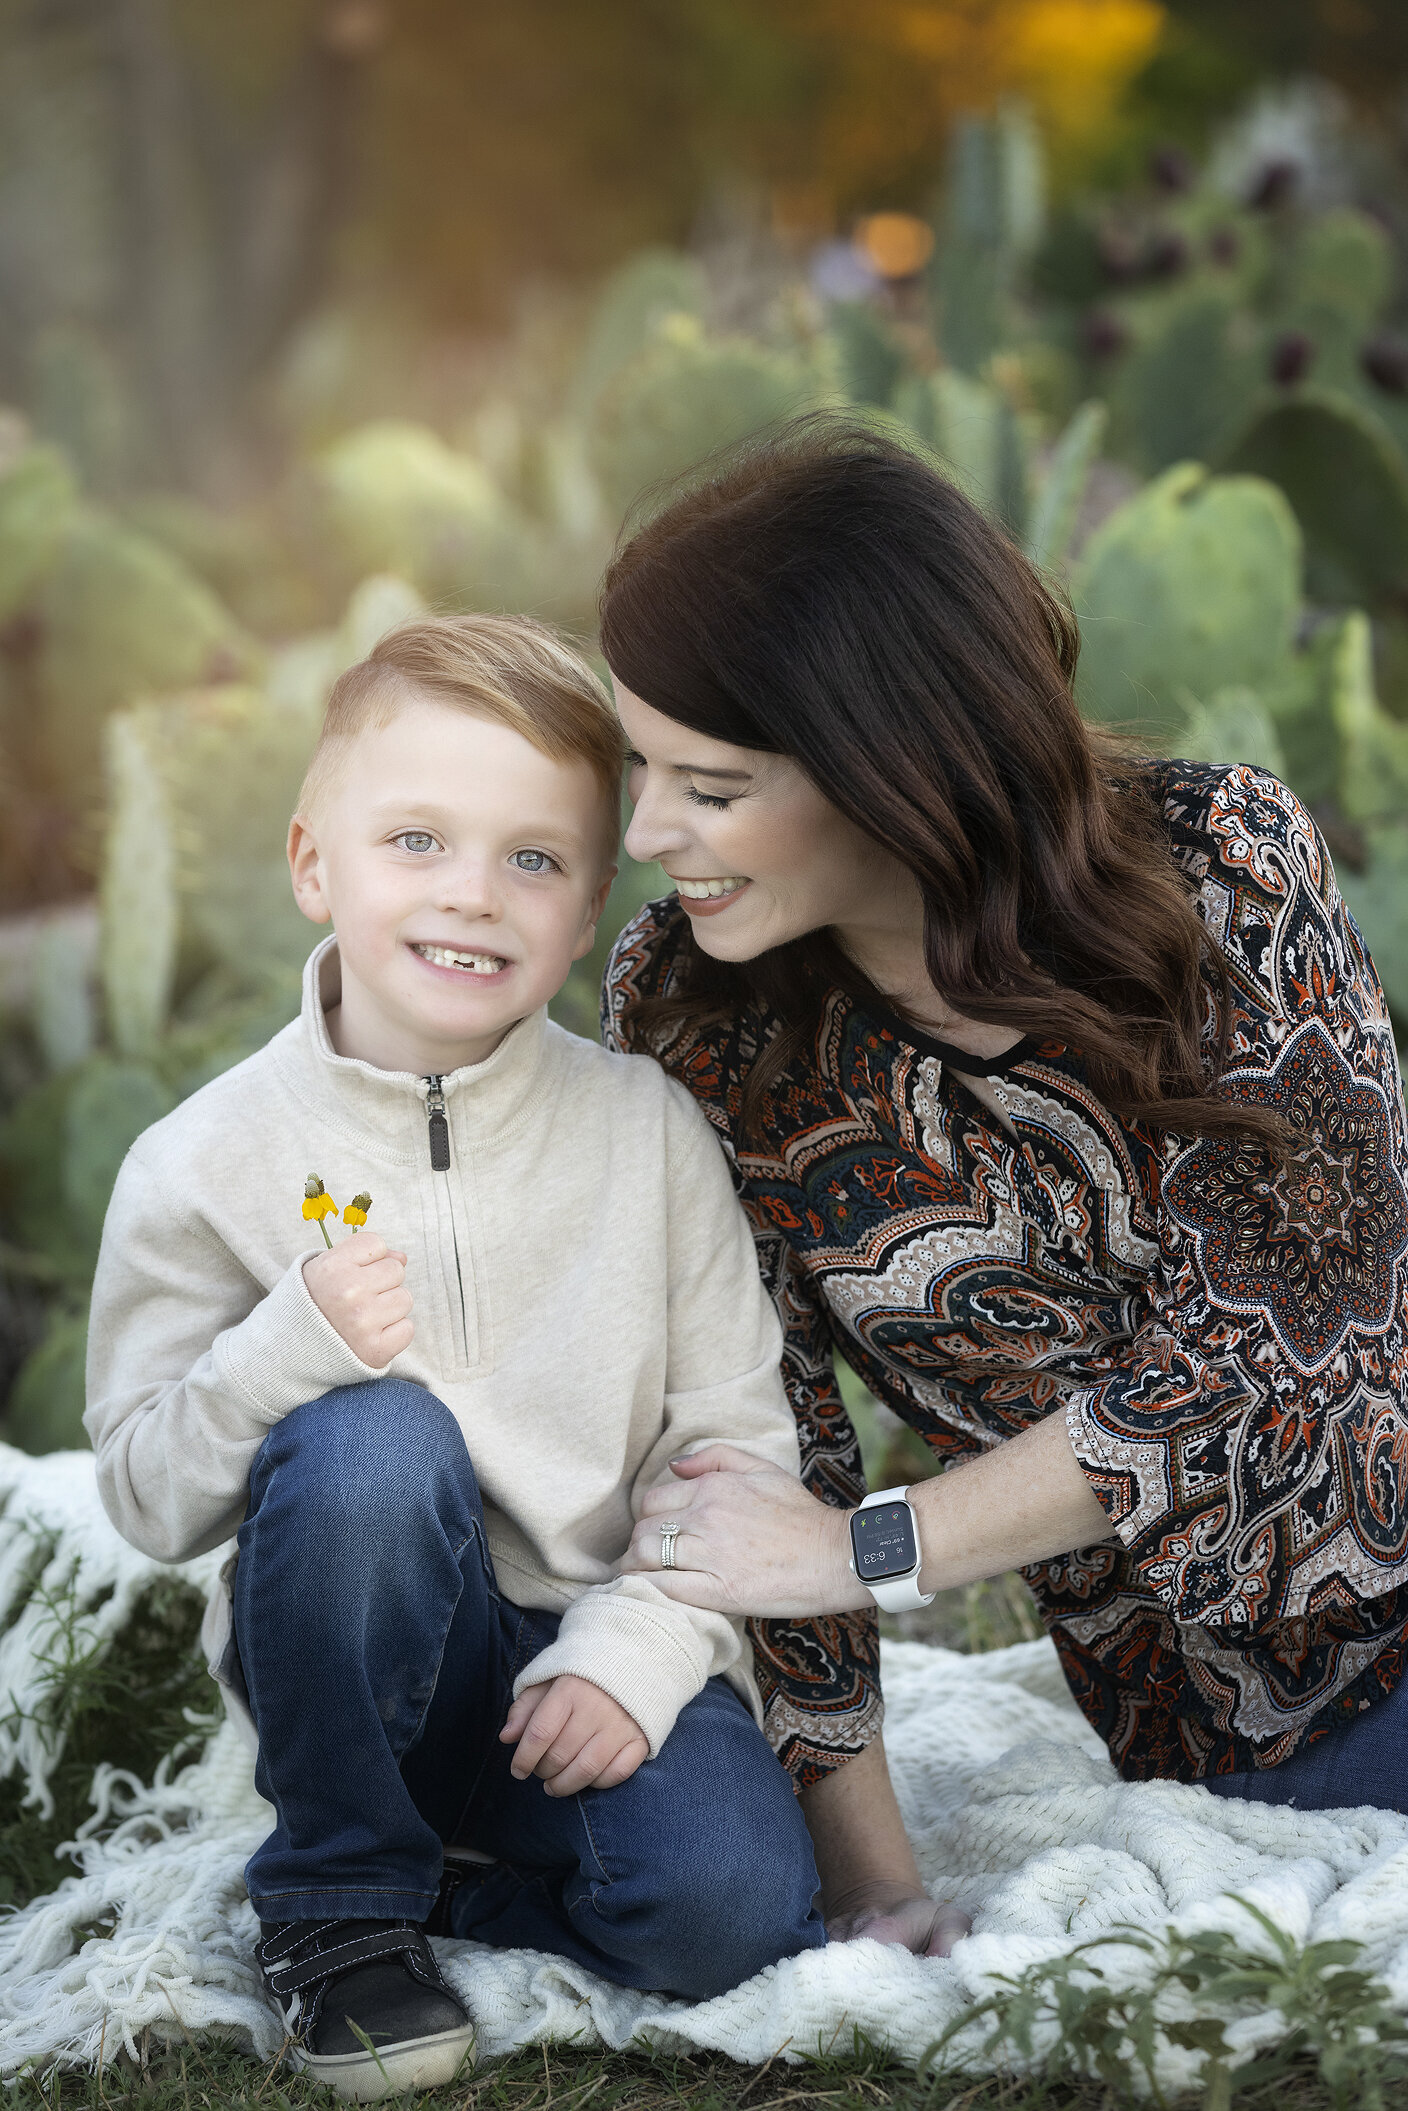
[623,780,689,865]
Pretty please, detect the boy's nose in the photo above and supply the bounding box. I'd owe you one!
[435,860,500,917]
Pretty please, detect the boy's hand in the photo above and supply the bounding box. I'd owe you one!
[303,1235,414,1367]
[501,1675,649,1795]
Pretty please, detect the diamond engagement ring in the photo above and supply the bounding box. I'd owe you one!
[659,1519,681,1570]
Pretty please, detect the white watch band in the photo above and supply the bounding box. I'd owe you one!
[854,1485,935,1612]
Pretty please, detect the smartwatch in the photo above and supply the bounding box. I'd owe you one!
[848,1486,935,1613]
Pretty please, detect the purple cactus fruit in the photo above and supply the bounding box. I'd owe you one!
[1269,332,1315,387]
[1150,145,1193,194]
[1361,333,1408,395]
[1248,159,1299,211]
[1083,311,1129,361]
[1146,231,1190,279]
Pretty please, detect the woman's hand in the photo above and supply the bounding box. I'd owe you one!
[618,1445,871,1616]
[825,1881,971,1957]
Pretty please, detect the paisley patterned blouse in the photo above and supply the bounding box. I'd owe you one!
[603,762,1408,1787]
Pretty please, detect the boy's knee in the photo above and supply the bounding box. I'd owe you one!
[592,1797,821,1999]
[256,1379,474,1523]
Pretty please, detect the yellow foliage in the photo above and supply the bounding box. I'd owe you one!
[772,0,1165,204]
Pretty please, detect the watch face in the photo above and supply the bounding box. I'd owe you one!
[850,1501,918,1580]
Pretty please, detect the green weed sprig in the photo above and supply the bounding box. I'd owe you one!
[920,1898,1408,2110]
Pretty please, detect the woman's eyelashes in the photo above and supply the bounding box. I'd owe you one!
[684,785,735,811]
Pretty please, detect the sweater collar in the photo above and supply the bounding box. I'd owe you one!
[295,935,551,1149]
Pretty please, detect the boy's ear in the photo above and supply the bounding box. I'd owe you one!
[572,864,617,962]
[287,814,333,925]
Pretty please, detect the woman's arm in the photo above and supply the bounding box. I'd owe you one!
[620,1406,1113,1618]
[801,1733,972,1955]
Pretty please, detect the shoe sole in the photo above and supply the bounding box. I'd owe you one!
[288,2023,476,2100]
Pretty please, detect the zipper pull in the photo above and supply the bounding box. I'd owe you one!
[424,1076,451,1171]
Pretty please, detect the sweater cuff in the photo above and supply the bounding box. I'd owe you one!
[511,1587,714,1758]
[214,1253,385,1424]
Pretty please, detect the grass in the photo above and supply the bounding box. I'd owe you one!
[9,2034,1408,2111]
[0,1573,211,1908]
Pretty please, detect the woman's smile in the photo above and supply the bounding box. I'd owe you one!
[671,875,751,915]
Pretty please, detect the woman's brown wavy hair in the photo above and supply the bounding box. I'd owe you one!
[598,416,1290,1153]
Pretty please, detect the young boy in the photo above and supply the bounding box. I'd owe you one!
[84,616,824,2099]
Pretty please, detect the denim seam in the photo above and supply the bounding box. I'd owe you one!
[404,1518,493,1757]
[576,1793,613,1895]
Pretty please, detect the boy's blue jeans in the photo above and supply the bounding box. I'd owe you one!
[232,1380,825,2001]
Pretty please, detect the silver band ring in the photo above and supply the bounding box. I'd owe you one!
[659,1520,681,1571]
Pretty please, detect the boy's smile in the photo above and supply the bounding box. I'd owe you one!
[288,691,615,1076]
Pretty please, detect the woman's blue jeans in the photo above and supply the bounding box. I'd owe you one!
[1202,1676,1408,1814]
[231,1380,825,2000]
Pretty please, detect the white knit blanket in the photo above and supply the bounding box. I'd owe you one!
[3,1449,1408,2096]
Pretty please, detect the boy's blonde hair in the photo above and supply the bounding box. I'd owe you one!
[298,614,626,866]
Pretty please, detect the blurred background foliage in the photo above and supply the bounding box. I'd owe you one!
[2,0,1408,1459]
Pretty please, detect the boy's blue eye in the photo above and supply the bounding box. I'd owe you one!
[397,831,437,854]
[511,849,556,874]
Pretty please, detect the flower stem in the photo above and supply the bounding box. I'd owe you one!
[319,1219,333,1249]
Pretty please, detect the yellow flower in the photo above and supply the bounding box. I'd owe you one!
[302,1175,339,1248]
[343,1191,373,1229]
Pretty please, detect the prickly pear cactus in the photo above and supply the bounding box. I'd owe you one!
[62,1058,174,1252]
[100,710,179,1059]
[1328,610,1408,825]
[5,1311,89,1454]
[895,370,1029,534]
[1072,463,1301,742]
[827,303,909,409]
[1222,389,1408,608]
[0,437,76,624]
[33,510,249,796]
[1024,400,1107,572]
[934,104,1045,374]
[1109,289,1259,475]
[31,914,96,1076]
[1174,687,1286,777]
[588,322,835,522]
[568,247,707,421]
[1341,824,1408,1020]
[314,421,526,607]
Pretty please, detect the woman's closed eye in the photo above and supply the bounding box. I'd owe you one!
[685,785,735,811]
[510,848,561,874]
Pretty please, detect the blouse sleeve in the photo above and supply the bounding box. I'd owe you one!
[603,901,882,1785]
[1066,767,1408,1634]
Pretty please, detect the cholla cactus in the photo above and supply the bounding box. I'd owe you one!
[101,709,178,1059]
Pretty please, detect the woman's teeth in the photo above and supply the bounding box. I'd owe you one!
[675,878,747,899]
[413,943,507,975]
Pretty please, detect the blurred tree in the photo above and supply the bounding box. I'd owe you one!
[0,0,380,495]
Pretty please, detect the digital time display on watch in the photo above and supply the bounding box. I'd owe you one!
[849,1500,919,1578]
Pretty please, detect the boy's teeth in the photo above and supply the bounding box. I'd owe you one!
[414,943,506,974]
[676,878,747,899]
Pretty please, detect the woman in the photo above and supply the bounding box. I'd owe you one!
[599,419,1408,1951]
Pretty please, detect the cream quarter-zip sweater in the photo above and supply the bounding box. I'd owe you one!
[84,938,800,1756]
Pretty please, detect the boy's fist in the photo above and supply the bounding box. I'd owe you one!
[501,1675,649,1796]
[303,1234,413,1367]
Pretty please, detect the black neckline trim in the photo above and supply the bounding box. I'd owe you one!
[859,1000,1040,1076]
